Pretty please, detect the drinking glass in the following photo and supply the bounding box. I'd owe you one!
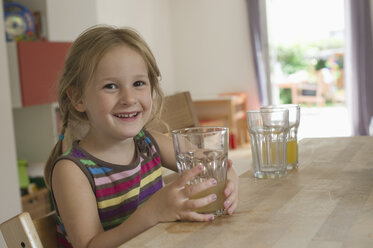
[261,104,300,170]
[247,108,289,178]
[172,127,229,216]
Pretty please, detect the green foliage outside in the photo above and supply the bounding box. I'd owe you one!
[314,59,327,71]
[275,39,344,104]
[279,88,292,104]
[275,39,344,75]
[276,44,308,75]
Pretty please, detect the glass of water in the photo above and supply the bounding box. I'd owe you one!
[172,127,229,216]
[247,108,289,179]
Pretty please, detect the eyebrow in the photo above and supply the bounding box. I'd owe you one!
[98,74,149,81]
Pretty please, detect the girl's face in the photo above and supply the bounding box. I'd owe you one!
[75,45,152,141]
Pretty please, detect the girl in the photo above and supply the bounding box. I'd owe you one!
[45,25,238,248]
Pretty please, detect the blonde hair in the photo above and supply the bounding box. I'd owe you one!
[44,25,164,188]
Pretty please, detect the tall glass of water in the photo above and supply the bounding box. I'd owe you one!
[172,127,229,216]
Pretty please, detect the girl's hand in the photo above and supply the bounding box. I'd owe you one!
[148,164,217,223]
[223,159,239,215]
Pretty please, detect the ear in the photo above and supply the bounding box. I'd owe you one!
[66,87,86,113]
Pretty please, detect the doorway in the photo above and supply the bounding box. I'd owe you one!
[265,0,351,138]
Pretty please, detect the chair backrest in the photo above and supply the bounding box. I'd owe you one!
[147,91,199,133]
[1,211,58,248]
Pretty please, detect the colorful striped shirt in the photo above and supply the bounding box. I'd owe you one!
[50,130,163,247]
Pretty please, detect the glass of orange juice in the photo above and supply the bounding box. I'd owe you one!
[172,127,229,216]
[261,104,300,170]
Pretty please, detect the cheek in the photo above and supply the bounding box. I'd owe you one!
[146,96,153,111]
[85,95,112,116]
[142,89,153,111]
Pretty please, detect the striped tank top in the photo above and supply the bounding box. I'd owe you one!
[51,130,163,247]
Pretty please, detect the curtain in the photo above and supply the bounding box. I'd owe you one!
[247,0,270,106]
[345,0,373,135]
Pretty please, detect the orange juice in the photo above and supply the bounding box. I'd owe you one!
[286,139,297,165]
[189,182,226,214]
[262,139,297,165]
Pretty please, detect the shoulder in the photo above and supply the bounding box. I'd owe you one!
[51,159,96,211]
[52,159,90,189]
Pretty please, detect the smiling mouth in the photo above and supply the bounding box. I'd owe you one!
[114,112,139,118]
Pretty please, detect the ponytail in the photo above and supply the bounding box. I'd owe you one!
[44,112,69,189]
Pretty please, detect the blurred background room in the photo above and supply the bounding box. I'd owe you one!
[1,0,373,246]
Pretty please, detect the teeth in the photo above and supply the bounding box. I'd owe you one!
[116,112,138,118]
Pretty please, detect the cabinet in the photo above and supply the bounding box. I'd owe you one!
[7,41,68,164]
[1,0,98,223]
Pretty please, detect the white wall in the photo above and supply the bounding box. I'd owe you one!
[169,0,259,104]
[46,0,98,41]
[0,3,22,247]
[96,0,176,94]
[95,0,258,102]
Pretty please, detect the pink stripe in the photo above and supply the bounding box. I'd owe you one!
[151,145,157,154]
[95,156,160,198]
[96,175,141,198]
[141,156,161,175]
[94,164,141,186]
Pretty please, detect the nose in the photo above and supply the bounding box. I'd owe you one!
[119,88,137,105]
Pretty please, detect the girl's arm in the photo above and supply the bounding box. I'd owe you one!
[52,159,217,248]
[148,130,178,171]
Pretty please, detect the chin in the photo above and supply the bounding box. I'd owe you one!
[119,128,143,139]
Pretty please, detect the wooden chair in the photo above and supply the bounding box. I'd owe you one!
[0,211,58,248]
[192,94,248,149]
[147,91,199,133]
[147,91,200,184]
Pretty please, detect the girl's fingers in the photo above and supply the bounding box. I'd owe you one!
[176,165,203,187]
[223,178,238,214]
[182,211,215,222]
[226,200,238,215]
[224,179,235,197]
[185,193,217,210]
[223,192,236,210]
[183,178,217,198]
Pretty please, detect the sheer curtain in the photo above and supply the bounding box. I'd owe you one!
[345,0,373,135]
[247,0,271,106]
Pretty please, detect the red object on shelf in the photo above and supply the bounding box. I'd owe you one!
[230,133,236,150]
[17,41,71,106]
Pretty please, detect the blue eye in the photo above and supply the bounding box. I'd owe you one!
[104,83,117,89]
[133,81,145,87]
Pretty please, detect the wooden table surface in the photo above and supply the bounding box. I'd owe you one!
[123,136,373,248]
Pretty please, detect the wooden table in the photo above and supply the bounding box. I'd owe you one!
[123,137,373,247]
